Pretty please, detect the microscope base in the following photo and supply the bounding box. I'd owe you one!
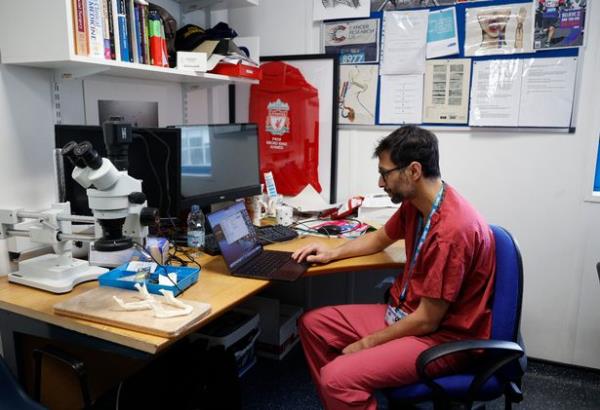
[8,253,108,293]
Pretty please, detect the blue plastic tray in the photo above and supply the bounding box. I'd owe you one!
[98,263,200,297]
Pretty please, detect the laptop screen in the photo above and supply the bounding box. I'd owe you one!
[206,201,262,270]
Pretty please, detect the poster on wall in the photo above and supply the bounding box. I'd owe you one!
[427,7,459,59]
[533,0,586,50]
[423,59,471,124]
[314,0,371,21]
[374,0,455,11]
[464,3,534,57]
[517,57,578,127]
[381,10,428,74]
[249,55,338,204]
[323,18,380,64]
[469,59,523,127]
[338,65,378,125]
[379,74,424,124]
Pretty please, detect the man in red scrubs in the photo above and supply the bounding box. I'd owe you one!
[293,125,496,410]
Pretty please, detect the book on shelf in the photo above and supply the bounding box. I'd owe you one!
[70,0,174,68]
[71,0,89,55]
[86,0,105,58]
[116,0,130,62]
[110,0,121,60]
[101,0,113,59]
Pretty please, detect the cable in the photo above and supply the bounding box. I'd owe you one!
[132,133,164,216]
[115,381,123,410]
[132,241,183,294]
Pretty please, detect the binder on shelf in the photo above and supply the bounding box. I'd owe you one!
[71,0,89,56]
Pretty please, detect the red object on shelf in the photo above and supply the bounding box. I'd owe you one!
[210,62,263,80]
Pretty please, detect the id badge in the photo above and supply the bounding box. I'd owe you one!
[384,304,408,326]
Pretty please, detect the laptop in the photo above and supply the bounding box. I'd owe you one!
[206,201,308,281]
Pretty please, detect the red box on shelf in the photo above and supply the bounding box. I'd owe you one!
[210,62,262,80]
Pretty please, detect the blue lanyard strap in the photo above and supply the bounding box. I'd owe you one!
[399,183,445,302]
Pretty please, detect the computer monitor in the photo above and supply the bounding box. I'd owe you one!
[55,125,181,218]
[177,123,261,210]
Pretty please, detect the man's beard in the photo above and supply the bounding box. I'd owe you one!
[385,188,404,204]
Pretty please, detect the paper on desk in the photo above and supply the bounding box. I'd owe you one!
[283,184,337,213]
[362,193,398,208]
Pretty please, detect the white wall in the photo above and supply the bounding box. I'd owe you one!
[231,0,600,368]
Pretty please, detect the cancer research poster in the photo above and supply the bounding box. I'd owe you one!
[533,0,587,50]
[324,19,380,64]
[465,3,534,57]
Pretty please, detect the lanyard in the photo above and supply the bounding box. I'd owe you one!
[399,183,445,302]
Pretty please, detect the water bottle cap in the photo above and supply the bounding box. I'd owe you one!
[191,205,200,212]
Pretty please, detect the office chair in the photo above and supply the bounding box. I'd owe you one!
[384,225,526,410]
[0,354,47,410]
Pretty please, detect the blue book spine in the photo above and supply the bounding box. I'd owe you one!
[117,0,130,62]
[134,6,143,63]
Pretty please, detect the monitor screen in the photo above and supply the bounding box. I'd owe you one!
[206,201,261,270]
[178,123,261,208]
[55,125,181,218]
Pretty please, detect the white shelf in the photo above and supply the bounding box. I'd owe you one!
[175,0,258,13]
[5,56,258,86]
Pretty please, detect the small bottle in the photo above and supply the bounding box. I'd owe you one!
[187,205,205,249]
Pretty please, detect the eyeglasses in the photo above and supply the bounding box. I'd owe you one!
[378,166,405,181]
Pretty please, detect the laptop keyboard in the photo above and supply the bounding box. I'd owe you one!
[237,252,293,278]
[202,224,298,255]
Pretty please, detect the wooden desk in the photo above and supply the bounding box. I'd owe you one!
[0,235,404,377]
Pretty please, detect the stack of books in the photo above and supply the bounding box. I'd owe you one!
[71,0,170,67]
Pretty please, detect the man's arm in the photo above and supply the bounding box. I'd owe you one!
[292,226,396,264]
[342,297,450,354]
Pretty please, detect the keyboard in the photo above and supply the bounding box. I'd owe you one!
[236,251,293,278]
[202,224,298,256]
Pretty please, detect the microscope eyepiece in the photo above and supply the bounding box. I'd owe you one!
[74,141,103,170]
[62,141,87,168]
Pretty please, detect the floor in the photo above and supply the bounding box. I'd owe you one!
[240,345,600,410]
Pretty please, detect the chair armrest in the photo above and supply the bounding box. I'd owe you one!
[416,339,524,400]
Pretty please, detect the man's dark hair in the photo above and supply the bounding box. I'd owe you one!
[373,125,441,178]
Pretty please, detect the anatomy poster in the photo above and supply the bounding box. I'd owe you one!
[338,65,379,125]
[465,3,534,56]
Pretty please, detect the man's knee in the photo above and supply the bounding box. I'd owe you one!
[320,361,371,404]
[298,307,332,334]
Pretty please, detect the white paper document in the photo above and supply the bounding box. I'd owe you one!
[423,59,471,124]
[518,57,578,127]
[469,59,523,127]
[379,74,424,124]
[381,10,429,75]
[283,184,336,213]
[426,8,459,59]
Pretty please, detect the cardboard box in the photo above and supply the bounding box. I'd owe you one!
[241,296,303,360]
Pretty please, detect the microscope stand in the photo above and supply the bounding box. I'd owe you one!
[8,254,108,294]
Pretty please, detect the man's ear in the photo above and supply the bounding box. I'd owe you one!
[407,161,422,180]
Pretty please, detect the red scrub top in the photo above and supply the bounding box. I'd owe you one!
[384,183,496,342]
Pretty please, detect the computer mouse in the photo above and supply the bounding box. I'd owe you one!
[316,225,342,235]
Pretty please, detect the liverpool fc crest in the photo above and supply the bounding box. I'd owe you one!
[266,99,290,136]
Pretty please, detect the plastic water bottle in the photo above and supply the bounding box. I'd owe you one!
[187,205,205,249]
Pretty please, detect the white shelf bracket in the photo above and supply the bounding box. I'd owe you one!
[54,65,110,80]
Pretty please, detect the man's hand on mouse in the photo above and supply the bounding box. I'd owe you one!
[292,243,336,264]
